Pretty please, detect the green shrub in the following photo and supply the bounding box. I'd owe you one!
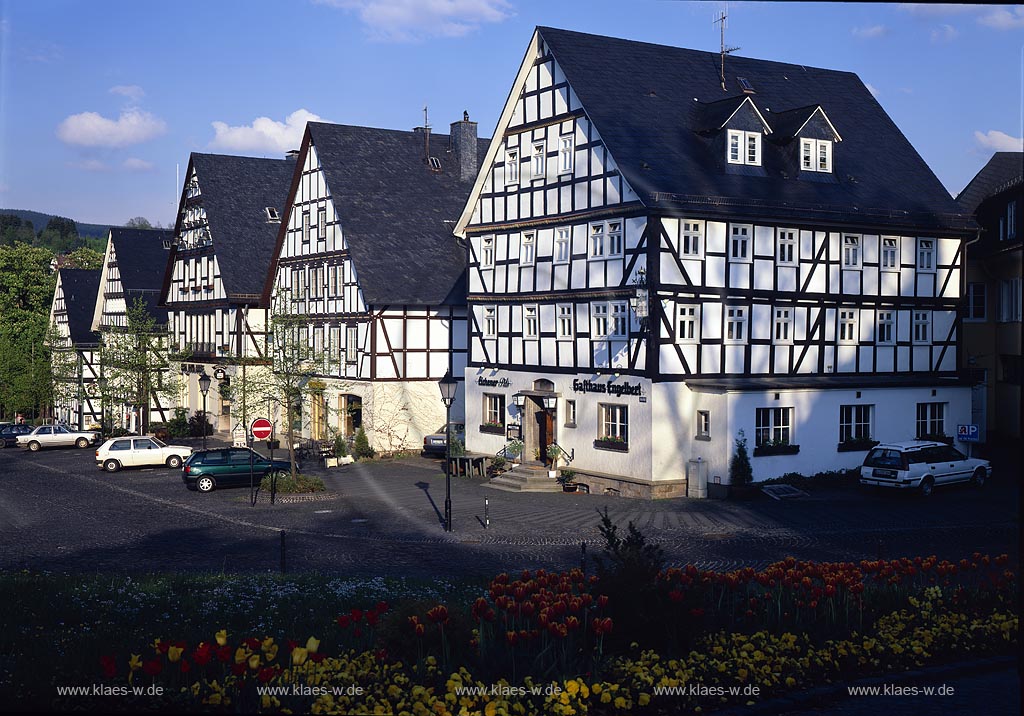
[334,433,349,457]
[353,427,375,459]
[449,437,465,457]
[730,429,753,485]
[167,408,190,438]
[188,411,213,437]
[258,472,325,494]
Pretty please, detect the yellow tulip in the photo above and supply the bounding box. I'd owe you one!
[235,647,249,664]
[292,647,308,666]
[248,654,261,670]
[638,693,651,706]
[128,654,142,671]
[167,646,183,663]
[306,637,320,654]
[261,637,275,652]
[215,630,228,647]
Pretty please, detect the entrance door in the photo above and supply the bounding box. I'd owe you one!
[535,404,553,465]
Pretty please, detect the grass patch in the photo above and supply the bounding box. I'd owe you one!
[258,473,325,494]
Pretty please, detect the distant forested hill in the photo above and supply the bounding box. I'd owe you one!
[0,208,112,238]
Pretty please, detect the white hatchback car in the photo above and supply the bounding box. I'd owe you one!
[860,440,991,497]
[96,436,193,472]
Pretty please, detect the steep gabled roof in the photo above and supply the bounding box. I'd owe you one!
[956,152,1023,214]
[109,227,173,323]
[58,269,101,345]
[266,122,484,306]
[529,26,970,232]
[696,95,772,134]
[171,153,294,300]
[769,105,842,141]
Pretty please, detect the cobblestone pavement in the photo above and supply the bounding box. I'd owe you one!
[0,440,1018,578]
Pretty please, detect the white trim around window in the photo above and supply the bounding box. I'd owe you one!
[676,304,699,343]
[880,236,900,272]
[524,304,539,338]
[842,234,862,270]
[912,310,931,344]
[554,227,571,265]
[876,310,895,345]
[726,130,762,166]
[531,142,545,178]
[800,138,833,173]
[916,238,935,273]
[773,306,794,344]
[776,229,797,265]
[558,135,574,174]
[724,306,748,344]
[480,235,495,268]
[589,220,624,260]
[483,305,497,338]
[680,220,704,258]
[556,304,574,340]
[505,149,519,184]
[520,231,536,266]
[838,308,858,343]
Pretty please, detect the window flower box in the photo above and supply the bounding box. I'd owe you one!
[753,443,800,457]
[594,437,628,452]
[837,437,880,453]
[479,423,505,435]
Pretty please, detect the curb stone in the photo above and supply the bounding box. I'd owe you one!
[714,655,1017,716]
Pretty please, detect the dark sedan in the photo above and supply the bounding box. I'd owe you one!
[0,424,34,449]
[182,447,298,492]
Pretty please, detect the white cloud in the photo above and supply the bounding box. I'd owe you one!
[316,0,513,42]
[57,108,167,148]
[69,159,111,172]
[930,24,958,42]
[974,130,1024,152]
[978,6,1024,30]
[123,157,156,172]
[109,85,145,102]
[208,109,323,154]
[865,83,881,98]
[852,24,887,39]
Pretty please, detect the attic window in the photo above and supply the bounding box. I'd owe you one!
[265,207,280,222]
[428,156,442,172]
[737,77,755,94]
[727,130,761,166]
[800,139,833,173]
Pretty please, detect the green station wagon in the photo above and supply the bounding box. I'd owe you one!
[182,447,297,492]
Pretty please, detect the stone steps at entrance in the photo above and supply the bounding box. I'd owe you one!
[485,464,563,493]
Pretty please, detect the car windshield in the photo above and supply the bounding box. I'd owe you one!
[151,438,167,447]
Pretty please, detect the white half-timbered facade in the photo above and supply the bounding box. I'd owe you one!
[263,120,482,451]
[49,269,102,429]
[455,27,977,495]
[160,153,294,431]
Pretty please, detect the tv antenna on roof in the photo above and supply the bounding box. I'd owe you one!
[714,7,740,91]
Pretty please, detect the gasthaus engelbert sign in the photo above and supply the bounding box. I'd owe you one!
[571,378,644,398]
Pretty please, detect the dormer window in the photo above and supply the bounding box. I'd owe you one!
[801,139,833,173]
[727,130,761,166]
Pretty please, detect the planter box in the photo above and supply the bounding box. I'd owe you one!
[479,424,505,435]
[753,444,800,457]
[837,439,880,453]
[593,439,629,452]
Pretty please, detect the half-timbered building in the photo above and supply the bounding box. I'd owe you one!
[160,153,294,432]
[49,268,102,429]
[91,227,174,432]
[455,27,977,495]
[262,119,483,451]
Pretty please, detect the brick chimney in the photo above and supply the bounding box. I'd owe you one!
[449,111,478,182]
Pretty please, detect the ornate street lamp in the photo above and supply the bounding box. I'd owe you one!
[198,371,211,451]
[541,395,557,411]
[628,267,649,325]
[438,371,458,533]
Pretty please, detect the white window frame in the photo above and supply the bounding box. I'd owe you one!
[773,307,794,344]
[531,142,545,178]
[483,393,506,426]
[556,304,574,340]
[317,207,327,241]
[483,306,497,338]
[842,235,862,270]
[777,229,797,265]
[520,232,536,266]
[696,410,711,439]
[505,149,519,184]
[965,283,986,322]
[558,135,574,174]
[881,237,900,272]
[592,303,609,338]
[480,236,494,268]
[598,403,629,444]
[839,404,873,443]
[302,211,311,243]
[729,224,752,263]
[915,402,946,439]
[524,305,539,338]
[912,310,931,344]
[916,238,935,273]
[725,306,748,344]
[676,304,699,344]
[589,223,605,259]
[345,326,358,364]
[610,301,628,338]
[876,310,895,345]
[727,130,762,166]
[680,220,703,258]
[554,227,571,264]
[838,309,858,343]
[800,138,833,173]
[565,399,577,427]
[755,407,793,447]
[606,220,624,257]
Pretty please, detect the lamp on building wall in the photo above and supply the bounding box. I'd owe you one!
[438,371,458,533]
[542,395,557,411]
[512,394,526,409]
[198,371,211,450]
[628,268,650,322]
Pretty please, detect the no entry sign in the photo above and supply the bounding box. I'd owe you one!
[250,418,273,440]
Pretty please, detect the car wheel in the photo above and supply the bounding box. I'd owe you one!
[166,455,183,469]
[0,440,6,449]
[28,441,40,452]
[919,476,935,498]
[196,476,215,493]
[76,437,90,448]
[104,459,121,473]
[971,468,986,488]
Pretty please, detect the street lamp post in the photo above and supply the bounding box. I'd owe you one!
[437,371,458,533]
[98,376,107,439]
[198,372,211,451]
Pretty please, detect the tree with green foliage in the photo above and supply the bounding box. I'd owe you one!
[61,247,104,270]
[353,427,375,459]
[0,214,35,247]
[730,429,754,486]
[125,216,153,229]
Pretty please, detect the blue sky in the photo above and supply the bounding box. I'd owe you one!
[0,1,1021,226]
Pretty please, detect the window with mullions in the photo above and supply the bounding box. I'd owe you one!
[589,223,605,258]
[730,225,751,262]
[727,130,761,166]
[725,307,747,343]
[345,326,358,363]
[557,304,573,339]
[842,235,862,269]
[610,302,628,337]
[480,236,495,268]
[483,306,497,338]
[520,232,536,266]
[915,402,945,438]
[876,310,895,345]
[592,303,609,338]
[677,304,699,343]
[913,311,930,343]
[607,221,623,256]
[558,136,574,174]
[554,228,571,264]
[839,404,873,442]
[598,403,628,444]
[966,283,986,321]
[302,211,311,243]
[532,142,545,178]
[505,150,519,184]
[881,237,900,271]
[838,309,858,343]
[777,230,797,264]
[524,305,539,338]
[755,407,793,447]
[917,238,935,272]
[483,394,506,427]
[317,207,327,241]
[681,221,703,257]
[773,307,793,343]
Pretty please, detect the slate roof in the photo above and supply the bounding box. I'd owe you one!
[537,27,973,233]
[168,153,294,301]
[58,269,101,345]
[267,122,485,306]
[955,152,1023,214]
[109,227,173,323]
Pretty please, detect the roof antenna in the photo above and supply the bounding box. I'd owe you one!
[423,104,431,162]
[714,7,740,91]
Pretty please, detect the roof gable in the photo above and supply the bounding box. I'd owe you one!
[697,95,771,134]
[769,105,842,142]
[54,269,101,345]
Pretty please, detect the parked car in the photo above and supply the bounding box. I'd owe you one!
[182,447,298,493]
[16,425,100,451]
[422,423,466,457]
[0,424,34,449]
[860,440,991,497]
[95,436,193,472]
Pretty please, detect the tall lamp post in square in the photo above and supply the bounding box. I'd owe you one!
[198,371,211,451]
[438,371,458,533]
